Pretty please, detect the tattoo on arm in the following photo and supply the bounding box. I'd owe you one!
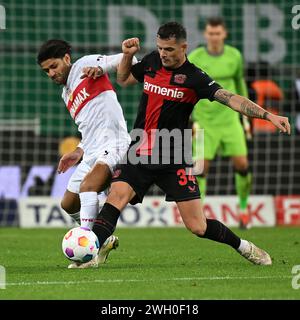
[214,89,235,106]
[240,99,268,119]
[214,89,270,120]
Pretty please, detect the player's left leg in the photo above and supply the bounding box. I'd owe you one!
[160,166,270,265]
[178,199,239,246]
[231,155,252,229]
[66,162,114,269]
[177,199,271,265]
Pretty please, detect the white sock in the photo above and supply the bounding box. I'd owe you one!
[68,212,81,225]
[79,191,99,230]
[237,239,251,253]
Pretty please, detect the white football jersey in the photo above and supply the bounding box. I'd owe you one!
[61,54,131,160]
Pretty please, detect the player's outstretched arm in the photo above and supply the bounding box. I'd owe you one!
[213,89,291,134]
[117,37,140,87]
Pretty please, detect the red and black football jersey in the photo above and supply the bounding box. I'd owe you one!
[130,50,222,164]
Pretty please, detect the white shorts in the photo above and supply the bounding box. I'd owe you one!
[67,144,128,194]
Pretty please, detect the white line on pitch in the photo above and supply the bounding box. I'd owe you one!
[5,275,292,287]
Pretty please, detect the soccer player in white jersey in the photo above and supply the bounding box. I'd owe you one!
[37,39,134,268]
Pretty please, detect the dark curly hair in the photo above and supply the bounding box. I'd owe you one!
[37,39,71,64]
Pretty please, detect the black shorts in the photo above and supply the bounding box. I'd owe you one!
[112,163,200,205]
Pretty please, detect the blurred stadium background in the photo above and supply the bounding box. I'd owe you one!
[0,0,299,228]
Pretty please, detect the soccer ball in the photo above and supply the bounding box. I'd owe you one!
[62,227,100,263]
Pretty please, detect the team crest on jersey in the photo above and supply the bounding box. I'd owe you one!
[174,74,187,84]
[66,88,73,102]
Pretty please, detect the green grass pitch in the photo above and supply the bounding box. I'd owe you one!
[0,227,299,300]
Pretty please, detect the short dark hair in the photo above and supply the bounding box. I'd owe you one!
[37,39,72,64]
[205,17,226,29]
[157,22,187,41]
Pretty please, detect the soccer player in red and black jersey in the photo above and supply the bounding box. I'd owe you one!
[80,22,290,268]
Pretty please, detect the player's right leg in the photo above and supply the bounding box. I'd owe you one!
[62,160,117,269]
[67,185,121,269]
[78,145,129,230]
[70,181,136,269]
[62,159,98,225]
[75,161,153,269]
[78,161,112,230]
[67,162,115,269]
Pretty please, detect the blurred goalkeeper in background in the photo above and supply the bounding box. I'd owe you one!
[188,17,252,229]
[37,40,136,268]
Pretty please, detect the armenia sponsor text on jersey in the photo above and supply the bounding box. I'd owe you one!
[130,51,221,164]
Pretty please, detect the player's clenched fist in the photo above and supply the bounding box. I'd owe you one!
[122,37,140,55]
